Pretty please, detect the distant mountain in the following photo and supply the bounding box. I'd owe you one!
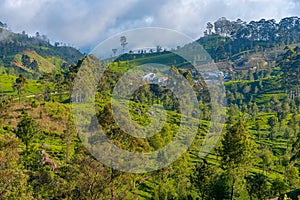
[0,24,84,77]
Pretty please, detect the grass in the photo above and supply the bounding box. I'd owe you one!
[13,50,58,73]
[0,74,16,94]
[0,74,60,101]
[45,56,66,68]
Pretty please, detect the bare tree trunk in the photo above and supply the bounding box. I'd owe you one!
[231,177,236,200]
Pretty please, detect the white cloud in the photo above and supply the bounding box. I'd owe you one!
[0,0,299,50]
[0,0,139,48]
[154,0,300,39]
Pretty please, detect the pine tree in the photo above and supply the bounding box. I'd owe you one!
[220,118,254,200]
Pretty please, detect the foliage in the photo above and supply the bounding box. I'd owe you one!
[13,74,27,102]
[1,16,300,200]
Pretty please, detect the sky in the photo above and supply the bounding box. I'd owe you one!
[0,0,300,52]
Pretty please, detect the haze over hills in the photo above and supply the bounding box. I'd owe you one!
[0,23,84,77]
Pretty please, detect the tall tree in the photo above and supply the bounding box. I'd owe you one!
[260,147,275,175]
[0,135,33,199]
[220,118,254,200]
[268,116,278,139]
[16,112,40,156]
[291,132,300,162]
[120,36,128,53]
[246,172,270,200]
[39,73,53,102]
[13,74,27,102]
[214,17,232,36]
[54,73,64,101]
[192,160,216,199]
[206,22,214,35]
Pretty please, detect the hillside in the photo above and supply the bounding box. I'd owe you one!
[0,26,84,77]
[1,17,300,200]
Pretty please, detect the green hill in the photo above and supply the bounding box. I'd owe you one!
[1,17,300,200]
[0,27,84,77]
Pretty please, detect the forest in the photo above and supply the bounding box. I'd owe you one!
[0,16,300,199]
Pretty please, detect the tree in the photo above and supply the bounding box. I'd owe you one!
[41,34,48,41]
[291,132,300,162]
[270,96,281,112]
[54,73,64,101]
[248,70,254,81]
[255,120,262,139]
[0,96,11,122]
[120,36,128,53]
[285,165,300,188]
[13,74,27,102]
[271,177,289,197]
[214,17,232,36]
[0,134,33,199]
[268,116,278,139]
[64,115,76,164]
[112,49,117,57]
[226,104,240,126]
[216,45,227,61]
[16,112,40,156]
[206,22,214,35]
[35,32,40,39]
[246,172,270,200]
[278,46,300,92]
[260,147,275,175]
[39,73,53,102]
[43,85,51,102]
[0,169,33,199]
[243,85,251,95]
[288,113,300,136]
[192,160,217,199]
[220,119,254,200]
[209,172,231,200]
[21,54,31,67]
[156,45,162,53]
[28,60,38,71]
[65,62,81,102]
[171,154,193,199]
[0,21,8,29]
[252,103,259,118]
[283,194,293,200]
[71,151,128,200]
